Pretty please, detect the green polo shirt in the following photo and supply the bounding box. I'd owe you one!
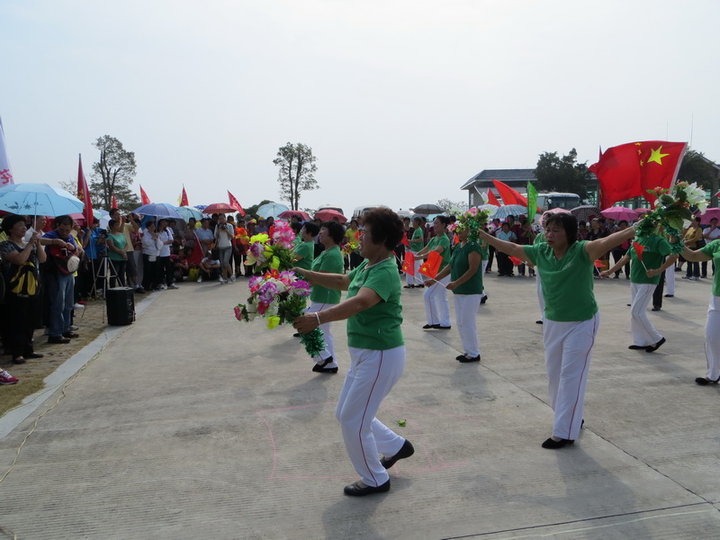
[346,258,404,350]
[523,240,597,322]
[450,241,484,295]
[630,235,673,285]
[409,227,424,251]
[534,232,546,245]
[701,239,720,297]
[310,245,344,304]
[293,241,315,271]
[427,235,451,269]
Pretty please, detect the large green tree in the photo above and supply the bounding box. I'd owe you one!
[91,135,139,210]
[273,142,318,210]
[534,148,593,199]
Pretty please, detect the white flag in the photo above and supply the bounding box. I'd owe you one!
[0,116,14,186]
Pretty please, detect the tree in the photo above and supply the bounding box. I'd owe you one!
[245,199,273,219]
[534,148,593,199]
[273,142,318,210]
[91,135,139,210]
[437,198,467,214]
[678,149,720,206]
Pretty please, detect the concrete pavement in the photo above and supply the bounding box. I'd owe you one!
[0,270,719,539]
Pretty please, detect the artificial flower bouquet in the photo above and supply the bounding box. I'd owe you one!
[454,207,492,242]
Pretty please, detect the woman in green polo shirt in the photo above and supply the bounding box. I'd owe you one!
[293,208,414,497]
[404,216,425,288]
[292,222,318,271]
[416,215,452,329]
[602,235,676,352]
[433,216,486,363]
[679,239,720,385]
[478,213,636,450]
[304,221,346,374]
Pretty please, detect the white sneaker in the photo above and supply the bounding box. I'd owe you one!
[230,275,236,282]
[73,303,85,309]
[218,277,225,284]
[160,284,167,290]
[197,277,202,283]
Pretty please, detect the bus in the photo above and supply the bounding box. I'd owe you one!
[535,192,581,211]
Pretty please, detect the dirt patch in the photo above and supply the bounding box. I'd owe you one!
[0,298,110,416]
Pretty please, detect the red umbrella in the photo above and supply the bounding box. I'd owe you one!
[203,202,237,214]
[315,209,347,223]
[278,210,311,221]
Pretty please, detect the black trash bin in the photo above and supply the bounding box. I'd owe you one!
[106,287,135,325]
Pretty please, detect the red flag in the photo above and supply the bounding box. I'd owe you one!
[492,179,526,206]
[111,195,118,209]
[419,250,442,278]
[227,190,246,216]
[188,231,204,265]
[589,141,687,208]
[401,234,409,247]
[486,190,501,206]
[632,241,645,261]
[593,259,607,269]
[180,186,189,207]
[402,251,415,275]
[0,116,14,186]
[76,154,93,225]
[509,256,523,266]
[140,185,151,205]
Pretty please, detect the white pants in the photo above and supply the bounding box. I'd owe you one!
[536,274,545,320]
[305,302,337,367]
[544,314,599,441]
[424,275,451,326]
[705,296,720,380]
[453,294,482,357]
[664,266,675,295]
[630,283,663,347]
[336,346,406,487]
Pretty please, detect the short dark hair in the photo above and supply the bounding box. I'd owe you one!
[1,214,26,234]
[54,215,74,227]
[434,215,451,226]
[364,208,403,250]
[321,221,345,244]
[545,213,578,245]
[302,222,320,237]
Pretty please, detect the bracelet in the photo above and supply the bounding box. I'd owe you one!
[314,312,321,326]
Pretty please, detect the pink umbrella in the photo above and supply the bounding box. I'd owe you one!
[278,210,311,221]
[601,206,639,222]
[315,209,347,223]
[543,207,571,215]
[699,207,720,225]
[203,202,237,214]
[635,207,652,215]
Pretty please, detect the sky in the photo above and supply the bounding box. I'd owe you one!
[1,0,719,215]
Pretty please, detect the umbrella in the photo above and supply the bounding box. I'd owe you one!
[493,204,528,220]
[543,207,572,215]
[257,202,290,219]
[133,203,183,219]
[412,203,445,215]
[176,205,203,221]
[570,205,601,222]
[278,210,311,221]
[635,207,652,215]
[315,209,347,223]
[699,207,720,225]
[475,204,500,217]
[601,206,639,222]
[203,202,236,214]
[0,182,84,216]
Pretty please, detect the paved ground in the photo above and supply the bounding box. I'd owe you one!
[0,270,719,539]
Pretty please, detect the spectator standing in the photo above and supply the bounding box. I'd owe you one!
[141,221,162,291]
[495,222,516,277]
[214,213,235,283]
[157,219,177,289]
[683,219,703,280]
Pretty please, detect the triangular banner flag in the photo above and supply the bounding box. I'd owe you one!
[486,190,500,206]
[180,186,189,207]
[227,190,246,216]
[140,186,151,205]
[0,116,14,186]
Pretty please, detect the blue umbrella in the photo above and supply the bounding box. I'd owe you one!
[256,202,290,219]
[133,203,183,219]
[176,205,202,221]
[0,182,84,216]
[493,204,528,220]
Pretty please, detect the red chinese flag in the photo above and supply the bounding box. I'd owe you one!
[509,256,523,266]
[589,141,687,208]
[76,154,93,224]
[419,250,442,278]
[492,179,527,206]
[632,241,645,261]
[402,251,415,275]
[111,195,118,209]
[180,186,189,207]
[227,190,246,216]
[401,234,409,247]
[593,259,607,269]
[486,189,501,206]
[140,185,151,205]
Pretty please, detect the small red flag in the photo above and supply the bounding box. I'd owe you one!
[486,189,501,206]
[140,185,151,205]
[402,251,415,275]
[492,179,527,206]
[632,241,645,261]
[593,259,607,269]
[180,186,189,207]
[419,251,442,278]
[401,235,409,247]
[76,154,93,225]
[509,256,523,266]
[111,195,118,209]
[227,190,246,216]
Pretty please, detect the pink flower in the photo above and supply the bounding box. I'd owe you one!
[234,305,243,321]
[468,207,478,215]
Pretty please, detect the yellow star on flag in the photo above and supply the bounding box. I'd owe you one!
[647,146,670,165]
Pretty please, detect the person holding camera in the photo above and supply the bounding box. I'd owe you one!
[214,214,235,283]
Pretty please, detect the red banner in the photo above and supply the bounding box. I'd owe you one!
[227,190,246,216]
[76,154,93,224]
[180,186,189,207]
[140,186,151,205]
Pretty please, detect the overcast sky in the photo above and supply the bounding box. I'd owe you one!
[2,0,718,214]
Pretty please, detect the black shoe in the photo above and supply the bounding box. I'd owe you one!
[541,437,574,449]
[434,325,451,330]
[664,294,674,298]
[695,376,720,386]
[456,354,467,361]
[134,287,146,294]
[480,295,488,304]
[422,324,434,329]
[416,285,424,288]
[12,356,26,365]
[24,353,44,359]
[63,332,79,339]
[628,345,646,350]
[645,337,666,353]
[380,440,414,469]
[536,320,544,325]
[651,307,661,311]
[458,355,480,363]
[312,358,337,373]
[403,285,415,289]
[48,336,70,344]
[344,479,391,496]
[293,332,301,337]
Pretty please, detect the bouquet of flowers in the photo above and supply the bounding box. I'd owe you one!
[454,207,492,242]
[235,220,326,356]
[341,238,360,256]
[635,182,708,254]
